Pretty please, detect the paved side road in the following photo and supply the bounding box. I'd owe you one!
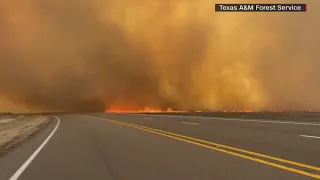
[0,114,319,180]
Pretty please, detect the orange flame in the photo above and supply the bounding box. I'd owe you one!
[105,106,187,113]
[222,109,254,112]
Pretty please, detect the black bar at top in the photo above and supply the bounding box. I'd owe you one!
[215,4,307,12]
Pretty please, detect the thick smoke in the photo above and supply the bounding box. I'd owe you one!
[0,0,319,112]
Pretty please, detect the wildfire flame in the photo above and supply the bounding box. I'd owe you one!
[105,106,187,113]
[105,106,255,113]
[222,109,254,112]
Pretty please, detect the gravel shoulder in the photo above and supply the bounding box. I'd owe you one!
[0,116,51,155]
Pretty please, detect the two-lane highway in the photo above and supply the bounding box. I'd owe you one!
[96,113,320,168]
[0,113,319,180]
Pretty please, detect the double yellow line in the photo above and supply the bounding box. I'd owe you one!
[97,117,320,179]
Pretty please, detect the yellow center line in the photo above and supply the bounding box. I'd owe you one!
[103,119,320,179]
[106,119,320,172]
[86,116,320,179]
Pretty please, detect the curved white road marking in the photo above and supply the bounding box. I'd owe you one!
[300,135,320,139]
[9,116,60,180]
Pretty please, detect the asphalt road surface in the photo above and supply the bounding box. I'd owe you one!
[0,113,319,180]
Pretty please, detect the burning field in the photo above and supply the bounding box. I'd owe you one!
[0,0,319,113]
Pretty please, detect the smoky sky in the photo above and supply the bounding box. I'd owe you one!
[0,0,319,112]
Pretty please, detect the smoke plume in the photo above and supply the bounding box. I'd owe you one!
[0,0,319,112]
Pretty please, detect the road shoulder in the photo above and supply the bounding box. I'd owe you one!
[0,116,51,156]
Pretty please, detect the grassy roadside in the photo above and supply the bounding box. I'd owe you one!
[0,116,52,156]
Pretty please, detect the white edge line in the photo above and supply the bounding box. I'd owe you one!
[9,116,60,180]
[181,122,199,125]
[121,114,320,126]
[300,135,320,139]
